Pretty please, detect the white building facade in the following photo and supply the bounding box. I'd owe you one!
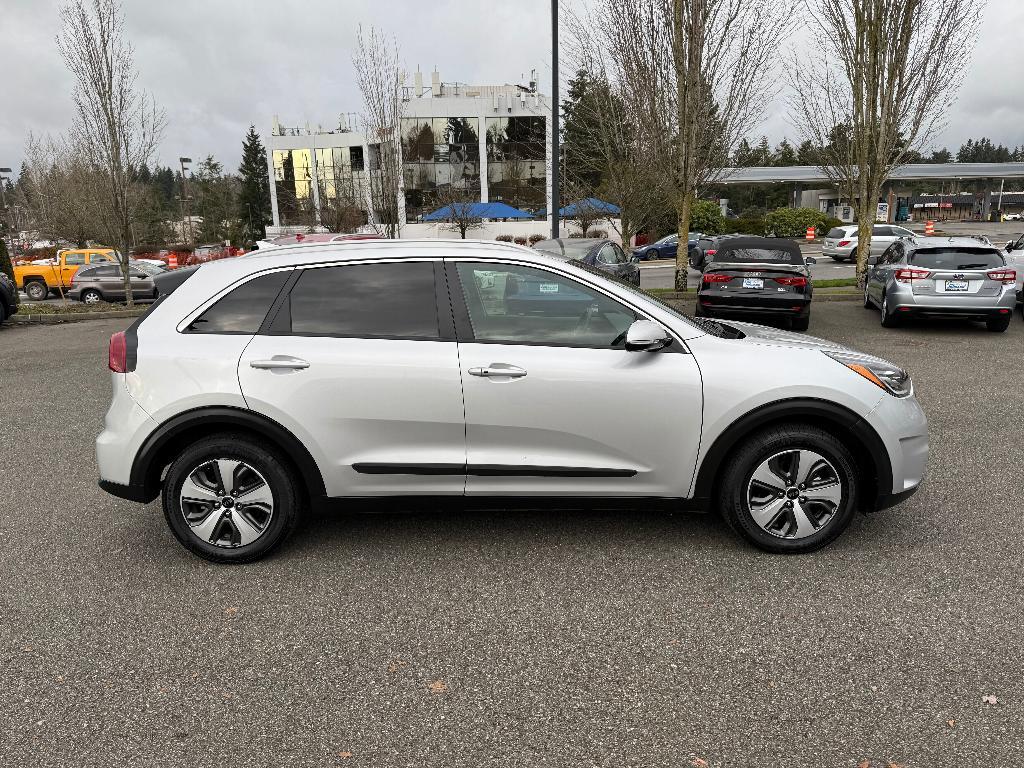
[266,70,551,234]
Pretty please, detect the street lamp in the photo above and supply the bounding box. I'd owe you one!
[179,157,193,246]
[550,0,560,240]
[0,167,12,237]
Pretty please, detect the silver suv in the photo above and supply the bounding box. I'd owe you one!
[823,224,916,262]
[863,237,1017,331]
[96,240,928,563]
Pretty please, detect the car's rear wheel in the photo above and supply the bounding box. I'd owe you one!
[986,315,1011,332]
[24,281,48,301]
[880,291,901,327]
[81,289,102,305]
[717,425,859,553]
[162,434,301,563]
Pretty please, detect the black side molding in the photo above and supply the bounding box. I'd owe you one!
[352,463,637,478]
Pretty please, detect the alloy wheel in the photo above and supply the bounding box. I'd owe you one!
[83,291,101,304]
[179,458,274,548]
[746,449,843,540]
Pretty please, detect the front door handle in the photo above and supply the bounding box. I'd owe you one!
[468,363,527,378]
[250,356,310,370]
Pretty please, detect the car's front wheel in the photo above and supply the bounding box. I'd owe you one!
[717,425,859,553]
[162,434,302,563]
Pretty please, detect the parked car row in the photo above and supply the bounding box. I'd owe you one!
[632,232,702,262]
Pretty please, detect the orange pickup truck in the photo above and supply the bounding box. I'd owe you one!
[14,248,119,301]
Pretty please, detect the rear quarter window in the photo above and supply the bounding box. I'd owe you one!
[909,249,1005,270]
[187,271,290,334]
[826,228,847,239]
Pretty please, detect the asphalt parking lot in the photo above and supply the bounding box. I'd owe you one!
[1,305,1022,767]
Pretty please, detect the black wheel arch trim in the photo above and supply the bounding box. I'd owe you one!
[124,406,327,503]
[693,397,893,509]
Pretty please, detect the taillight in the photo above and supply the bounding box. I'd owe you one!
[894,268,930,284]
[109,331,128,373]
[702,273,733,283]
[837,240,851,247]
[774,276,808,287]
[706,249,717,256]
[987,269,1016,285]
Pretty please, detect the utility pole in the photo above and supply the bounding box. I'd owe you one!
[179,157,193,246]
[550,0,560,240]
[0,167,11,236]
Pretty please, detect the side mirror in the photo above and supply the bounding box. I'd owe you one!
[867,255,879,266]
[630,255,639,263]
[625,319,672,352]
[805,256,817,265]
[1006,241,1014,252]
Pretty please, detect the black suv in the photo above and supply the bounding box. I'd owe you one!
[0,270,19,325]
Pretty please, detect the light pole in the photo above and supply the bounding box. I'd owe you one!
[550,0,560,240]
[0,167,11,235]
[179,157,193,246]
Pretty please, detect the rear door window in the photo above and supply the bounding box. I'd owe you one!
[285,262,439,339]
[89,265,119,278]
[910,249,1005,270]
[188,271,291,334]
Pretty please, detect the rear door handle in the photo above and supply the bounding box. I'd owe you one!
[250,357,310,370]
[468,363,527,378]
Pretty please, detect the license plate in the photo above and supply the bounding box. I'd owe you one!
[742,278,764,289]
[943,280,969,292]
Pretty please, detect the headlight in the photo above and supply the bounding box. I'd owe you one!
[823,350,912,397]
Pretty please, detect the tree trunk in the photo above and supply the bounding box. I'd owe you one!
[675,193,691,291]
[854,178,877,288]
[121,215,134,308]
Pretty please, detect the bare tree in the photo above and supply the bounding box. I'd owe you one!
[353,26,405,239]
[790,0,983,284]
[57,0,164,306]
[426,185,484,239]
[586,0,793,289]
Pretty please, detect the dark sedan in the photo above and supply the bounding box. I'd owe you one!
[532,238,640,286]
[632,232,701,261]
[695,236,816,331]
[0,270,19,325]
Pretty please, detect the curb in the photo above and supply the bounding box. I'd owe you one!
[7,309,146,324]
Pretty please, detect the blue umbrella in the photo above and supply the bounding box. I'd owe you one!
[422,202,533,221]
[558,198,621,216]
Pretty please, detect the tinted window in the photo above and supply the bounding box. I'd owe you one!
[287,262,438,338]
[87,265,119,277]
[910,249,1005,270]
[826,228,847,239]
[456,262,636,347]
[188,271,290,334]
[712,248,802,264]
[596,244,620,265]
[874,226,893,237]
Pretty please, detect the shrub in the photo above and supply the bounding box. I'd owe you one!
[528,233,546,246]
[513,236,528,245]
[763,207,837,238]
[586,228,608,238]
[726,218,766,236]
[690,199,724,235]
[495,234,513,242]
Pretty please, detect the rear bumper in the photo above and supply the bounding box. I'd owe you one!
[888,287,1016,316]
[698,293,810,317]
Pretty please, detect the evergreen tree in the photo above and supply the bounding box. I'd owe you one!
[929,148,953,163]
[237,126,272,242]
[0,237,14,283]
[560,70,607,190]
[772,139,798,167]
[733,138,756,166]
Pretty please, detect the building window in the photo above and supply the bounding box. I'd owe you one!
[273,149,315,226]
[401,116,482,222]
[485,116,546,212]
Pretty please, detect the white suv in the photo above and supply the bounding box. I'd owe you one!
[97,240,928,562]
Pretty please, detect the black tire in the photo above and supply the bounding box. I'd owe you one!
[830,256,846,263]
[24,281,48,301]
[80,289,103,305]
[791,314,810,332]
[862,282,873,308]
[716,425,860,554]
[161,433,302,563]
[986,315,1011,332]
[879,291,901,327]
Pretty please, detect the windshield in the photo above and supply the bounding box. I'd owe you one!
[910,249,1004,270]
[712,247,802,265]
[534,239,600,258]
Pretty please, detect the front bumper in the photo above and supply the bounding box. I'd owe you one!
[864,391,929,507]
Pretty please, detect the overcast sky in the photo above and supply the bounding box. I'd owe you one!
[2,0,1022,175]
